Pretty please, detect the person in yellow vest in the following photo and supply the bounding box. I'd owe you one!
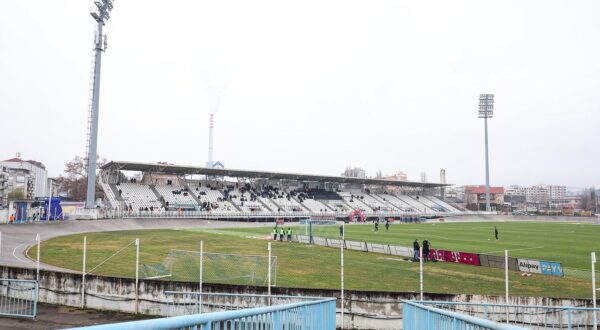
[9,214,14,223]
[279,227,285,241]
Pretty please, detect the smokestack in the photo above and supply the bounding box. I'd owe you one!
[207,113,214,168]
[440,169,446,199]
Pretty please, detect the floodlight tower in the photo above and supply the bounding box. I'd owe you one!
[479,94,494,212]
[85,0,115,209]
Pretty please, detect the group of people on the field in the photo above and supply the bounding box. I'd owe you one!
[373,219,391,232]
[272,226,293,241]
[412,239,431,262]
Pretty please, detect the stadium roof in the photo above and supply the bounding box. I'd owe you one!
[101,161,450,188]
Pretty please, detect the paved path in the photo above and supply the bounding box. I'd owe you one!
[0,219,271,272]
[0,303,151,330]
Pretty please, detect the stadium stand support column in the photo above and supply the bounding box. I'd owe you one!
[256,198,274,213]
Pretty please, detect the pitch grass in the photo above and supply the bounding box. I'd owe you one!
[30,221,600,299]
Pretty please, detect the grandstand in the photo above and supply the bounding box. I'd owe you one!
[99,161,461,218]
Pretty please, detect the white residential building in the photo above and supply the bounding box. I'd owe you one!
[0,155,48,199]
[505,184,566,204]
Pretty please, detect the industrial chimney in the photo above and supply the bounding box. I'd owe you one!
[206,113,214,168]
[440,169,447,199]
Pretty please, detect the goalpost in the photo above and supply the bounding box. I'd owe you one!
[141,249,277,286]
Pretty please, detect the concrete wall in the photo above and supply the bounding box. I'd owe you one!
[1,266,596,329]
[449,214,598,223]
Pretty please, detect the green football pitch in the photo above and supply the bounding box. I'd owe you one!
[31,221,600,299]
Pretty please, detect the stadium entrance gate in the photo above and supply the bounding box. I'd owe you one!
[0,279,38,319]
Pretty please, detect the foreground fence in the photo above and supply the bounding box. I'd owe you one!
[68,297,337,330]
[0,279,38,319]
[417,301,600,329]
[164,291,325,316]
[403,301,526,330]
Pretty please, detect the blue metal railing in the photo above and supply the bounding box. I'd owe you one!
[68,297,336,330]
[416,300,600,329]
[403,301,527,330]
[164,291,326,316]
[0,279,38,319]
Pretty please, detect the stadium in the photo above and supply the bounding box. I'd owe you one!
[1,159,598,329]
[1,0,599,329]
[95,160,460,219]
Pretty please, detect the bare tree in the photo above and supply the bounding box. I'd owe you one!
[57,155,107,201]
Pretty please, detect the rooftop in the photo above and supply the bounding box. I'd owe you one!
[101,161,450,188]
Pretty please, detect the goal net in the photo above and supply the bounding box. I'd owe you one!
[141,249,277,286]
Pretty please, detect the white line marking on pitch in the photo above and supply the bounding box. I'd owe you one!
[426,234,450,240]
[12,241,32,264]
[482,246,544,254]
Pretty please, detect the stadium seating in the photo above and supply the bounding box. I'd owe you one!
[101,180,464,216]
[154,185,198,210]
[226,188,266,213]
[377,194,416,212]
[297,197,334,213]
[338,192,374,212]
[394,195,435,213]
[352,193,398,212]
[257,196,280,212]
[426,196,463,213]
[270,194,304,212]
[98,178,120,209]
[189,185,238,213]
[406,194,446,212]
[117,183,163,210]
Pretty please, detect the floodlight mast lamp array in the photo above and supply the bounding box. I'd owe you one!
[85,0,114,209]
[479,94,494,212]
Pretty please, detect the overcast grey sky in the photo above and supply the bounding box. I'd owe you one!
[1,0,598,187]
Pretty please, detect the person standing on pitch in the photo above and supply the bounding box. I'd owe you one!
[374,221,379,232]
[339,224,344,238]
[494,226,499,241]
[413,239,420,261]
[273,227,278,240]
[286,227,292,241]
[385,219,390,231]
[279,227,285,241]
[422,239,430,262]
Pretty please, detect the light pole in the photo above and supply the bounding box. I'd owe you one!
[85,0,115,209]
[479,94,494,212]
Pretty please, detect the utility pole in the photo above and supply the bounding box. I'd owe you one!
[479,94,494,212]
[85,0,115,208]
